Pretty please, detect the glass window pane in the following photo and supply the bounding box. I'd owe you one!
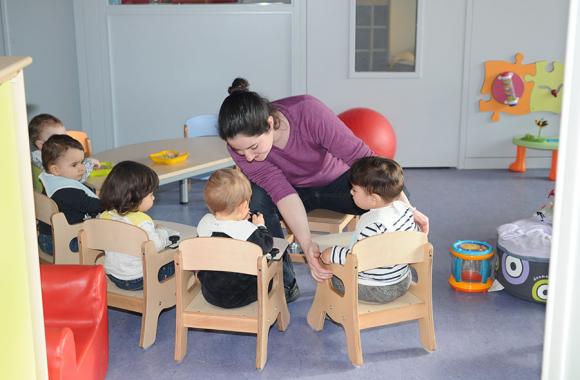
[372,52,389,71]
[356,5,372,26]
[373,28,387,50]
[354,0,418,73]
[373,5,388,26]
[355,51,371,72]
[356,28,371,50]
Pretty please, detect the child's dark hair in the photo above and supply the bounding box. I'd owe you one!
[99,161,159,215]
[41,134,84,171]
[29,113,63,146]
[218,77,279,140]
[349,156,404,202]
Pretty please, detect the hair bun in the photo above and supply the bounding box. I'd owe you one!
[228,77,250,94]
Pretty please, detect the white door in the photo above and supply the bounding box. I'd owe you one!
[307,0,466,167]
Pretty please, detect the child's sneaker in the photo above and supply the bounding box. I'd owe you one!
[284,280,300,303]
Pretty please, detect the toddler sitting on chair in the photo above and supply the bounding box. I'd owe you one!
[38,134,103,255]
[320,156,419,304]
[196,168,274,308]
[98,160,175,291]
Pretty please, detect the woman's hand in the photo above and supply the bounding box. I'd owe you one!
[303,241,332,281]
[414,208,430,234]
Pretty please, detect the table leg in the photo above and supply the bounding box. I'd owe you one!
[549,150,558,181]
[180,179,189,204]
[509,146,527,173]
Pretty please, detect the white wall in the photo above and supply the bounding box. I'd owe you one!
[460,0,568,169]
[74,2,306,151]
[0,0,82,131]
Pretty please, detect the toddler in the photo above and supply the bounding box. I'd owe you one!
[38,134,103,254]
[29,113,98,191]
[98,160,174,291]
[197,168,274,309]
[320,156,418,304]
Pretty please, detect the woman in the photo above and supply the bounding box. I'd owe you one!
[217,78,429,302]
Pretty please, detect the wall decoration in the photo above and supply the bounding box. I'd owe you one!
[480,52,564,121]
[525,60,564,114]
[480,53,535,122]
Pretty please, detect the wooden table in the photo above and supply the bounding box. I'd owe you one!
[509,136,559,181]
[88,136,234,203]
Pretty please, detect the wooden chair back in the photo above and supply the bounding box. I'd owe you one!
[66,130,92,156]
[174,237,290,369]
[33,192,82,264]
[79,218,176,349]
[307,231,435,366]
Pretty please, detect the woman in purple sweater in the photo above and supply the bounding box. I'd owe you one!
[217,78,429,302]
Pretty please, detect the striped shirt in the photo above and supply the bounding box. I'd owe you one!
[328,201,417,286]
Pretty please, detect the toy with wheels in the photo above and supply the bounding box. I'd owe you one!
[448,240,495,292]
[497,218,551,303]
[338,108,397,158]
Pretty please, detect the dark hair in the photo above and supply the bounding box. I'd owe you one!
[29,113,63,147]
[99,161,159,215]
[41,134,84,171]
[349,156,404,202]
[217,77,279,140]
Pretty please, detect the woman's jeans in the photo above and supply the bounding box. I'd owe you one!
[107,262,175,291]
[249,171,366,288]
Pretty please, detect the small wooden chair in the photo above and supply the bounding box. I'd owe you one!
[33,192,82,264]
[307,231,435,366]
[79,218,176,349]
[66,130,92,156]
[174,237,290,370]
[285,209,358,263]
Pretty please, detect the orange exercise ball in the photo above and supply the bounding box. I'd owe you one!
[338,107,397,159]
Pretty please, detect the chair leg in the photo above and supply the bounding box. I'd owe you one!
[418,315,436,352]
[256,321,269,370]
[174,326,188,362]
[139,305,160,349]
[307,285,328,331]
[276,303,290,332]
[343,318,363,367]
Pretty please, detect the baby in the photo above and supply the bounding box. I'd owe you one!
[320,156,418,304]
[196,168,274,308]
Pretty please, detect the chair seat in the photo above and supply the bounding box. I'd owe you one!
[106,277,144,313]
[182,286,259,334]
[358,289,422,314]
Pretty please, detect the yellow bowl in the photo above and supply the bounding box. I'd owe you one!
[149,150,189,165]
[88,161,113,177]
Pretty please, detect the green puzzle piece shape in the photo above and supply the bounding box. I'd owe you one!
[525,61,564,113]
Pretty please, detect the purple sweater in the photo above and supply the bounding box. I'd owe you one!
[229,95,373,203]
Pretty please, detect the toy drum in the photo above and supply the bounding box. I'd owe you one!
[449,240,494,292]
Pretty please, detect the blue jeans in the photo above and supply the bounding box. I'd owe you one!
[249,171,366,288]
[38,234,78,256]
[107,262,175,291]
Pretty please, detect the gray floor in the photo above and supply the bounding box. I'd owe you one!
[106,168,553,379]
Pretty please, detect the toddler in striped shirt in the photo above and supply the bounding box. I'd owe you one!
[320,156,418,304]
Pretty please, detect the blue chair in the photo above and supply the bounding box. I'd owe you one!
[180,114,220,203]
[183,114,219,139]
